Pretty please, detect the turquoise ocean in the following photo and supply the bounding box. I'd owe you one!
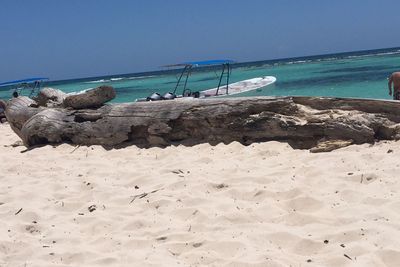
[1,47,400,102]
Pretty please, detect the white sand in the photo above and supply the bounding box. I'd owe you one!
[1,123,400,266]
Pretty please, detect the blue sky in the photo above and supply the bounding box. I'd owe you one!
[1,0,399,81]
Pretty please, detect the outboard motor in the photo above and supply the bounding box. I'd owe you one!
[182,89,192,97]
[192,91,200,98]
[146,92,163,101]
[163,92,176,100]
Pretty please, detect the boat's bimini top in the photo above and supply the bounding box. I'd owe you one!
[0,77,49,87]
[164,59,235,68]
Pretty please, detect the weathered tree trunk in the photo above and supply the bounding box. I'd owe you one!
[5,97,43,139]
[63,86,115,109]
[34,87,67,107]
[5,94,400,151]
[33,85,115,109]
[0,99,7,123]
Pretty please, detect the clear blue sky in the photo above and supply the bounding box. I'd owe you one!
[1,0,399,81]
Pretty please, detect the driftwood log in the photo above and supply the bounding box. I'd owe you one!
[34,87,67,107]
[33,86,115,109]
[63,86,115,109]
[0,99,7,123]
[4,86,400,152]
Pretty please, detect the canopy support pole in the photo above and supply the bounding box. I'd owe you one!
[173,65,188,94]
[182,65,192,95]
[226,63,230,95]
[215,64,226,96]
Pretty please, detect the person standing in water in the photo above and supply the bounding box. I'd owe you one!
[388,72,400,100]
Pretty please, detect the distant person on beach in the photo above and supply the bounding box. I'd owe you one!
[388,72,400,100]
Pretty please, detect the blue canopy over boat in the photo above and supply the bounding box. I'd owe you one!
[164,59,235,68]
[0,77,49,87]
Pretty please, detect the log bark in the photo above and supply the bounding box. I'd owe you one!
[33,85,115,109]
[5,95,400,151]
[5,97,43,139]
[34,87,67,107]
[0,99,6,123]
[63,85,115,109]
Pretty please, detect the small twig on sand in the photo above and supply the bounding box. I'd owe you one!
[168,249,178,256]
[344,254,353,261]
[15,208,23,215]
[70,145,81,154]
[130,189,162,204]
[4,141,24,148]
[20,144,46,153]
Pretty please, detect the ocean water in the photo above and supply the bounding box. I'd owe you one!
[1,47,400,102]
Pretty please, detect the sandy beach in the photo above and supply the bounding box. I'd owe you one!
[1,123,400,266]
